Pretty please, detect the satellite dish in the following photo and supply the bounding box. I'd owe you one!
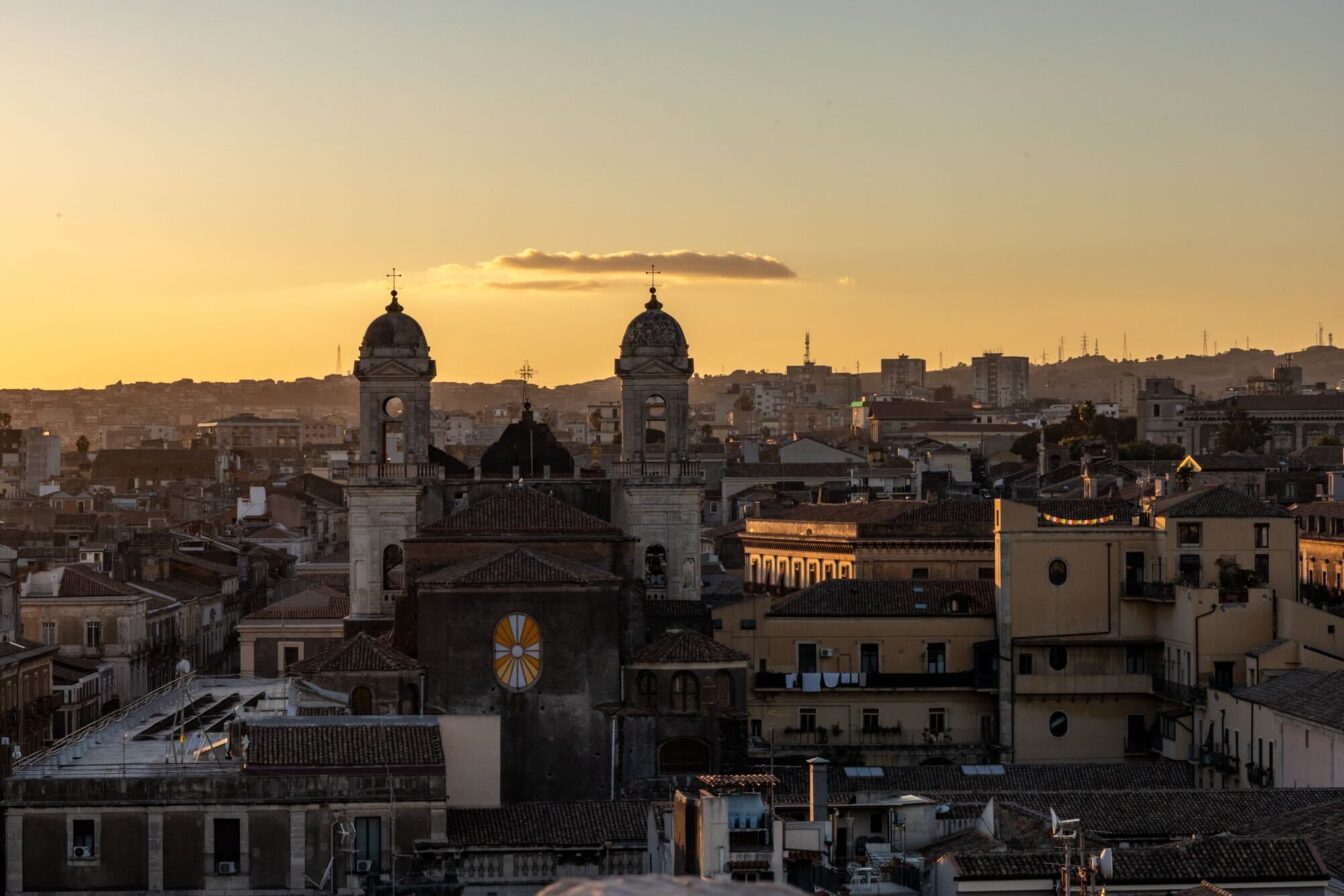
[1096,848,1114,880]
[175,658,192,676]
[1050,808,1059,834]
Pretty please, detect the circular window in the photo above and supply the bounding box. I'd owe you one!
[1048,646,1068,671]
[1049,711,1069,738]
[493,613,541,691]
[383,396,405,418]
[1048,559,1068,586]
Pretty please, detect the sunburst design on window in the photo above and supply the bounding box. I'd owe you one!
[493,613,541,691]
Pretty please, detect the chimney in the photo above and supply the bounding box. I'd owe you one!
[807,757,829,822]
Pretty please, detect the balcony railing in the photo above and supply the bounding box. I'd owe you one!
[1152,675,1207,706]
[1123,582,1174,600]
[754,670,979,691]
[347,462,446,484]
[610,459,704,483]
[772,726,991,749]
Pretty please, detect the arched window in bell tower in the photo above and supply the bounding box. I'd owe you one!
[643,395,667,455]
[381,396,405,463]
[382,544,403,591]
[645,544,668,587]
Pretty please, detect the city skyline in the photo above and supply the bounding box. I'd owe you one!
[3,2,1342,389]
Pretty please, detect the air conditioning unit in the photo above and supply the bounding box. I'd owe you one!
[71,846,92,860]
[355,859,374,873]
[819,648,835,658]
[216,861,238,875]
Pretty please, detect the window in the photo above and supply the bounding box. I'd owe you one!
[213,818,241,870]
[645,545,668,587]
[636,671,658,709]
[41,621,56,645]
[1125,645,1146,674]
[978,567,995,580]
[1255,523,1270,549]
[1213,662,1234,691]
[671,672,700,712]
[739,618,756,630]
[84,621,101,649]
[1048,646,1068,671]
[1254,554,1270,584]
[354,816,382,872]
[1178,554,1202,587]
[714,671,734,709]
[750,719,763,738]
[860,643,880,675]
[1178,523,1202,547]
[869,811,885,834]
[70,818,96,859]
[798,708,817,733]
[912,567,930,579]
[797,643,818,674]
[861,708,880,732]
[927,643,947,674]
[927,707,947,734]
[350,686,374,715]
[280,644,301,673]
[1018,653,1034,675]
[1048,559,1068,586]
[1049,711,1069,738]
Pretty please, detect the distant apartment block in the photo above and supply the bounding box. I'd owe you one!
[880,355,926,392]
[587,402,620,445]
[971,353,1030,407]
[1137,377,1194,446]
[197,413,302,449]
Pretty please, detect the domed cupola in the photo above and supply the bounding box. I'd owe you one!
[361,288,429,356]
[618,285,692,368]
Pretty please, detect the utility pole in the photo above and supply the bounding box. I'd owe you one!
[1202,330,1208,356]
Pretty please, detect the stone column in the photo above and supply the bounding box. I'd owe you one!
[6,811,23,894]
[288,809,305,891]
[147,810,164,890]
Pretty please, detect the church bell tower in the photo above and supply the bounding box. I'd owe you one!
[347,276,439,626]
[612,279,704,600]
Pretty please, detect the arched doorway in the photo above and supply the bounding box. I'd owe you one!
[350,686,374,715]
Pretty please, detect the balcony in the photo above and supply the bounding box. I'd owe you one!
[772,725,990,750]
[1152,675,1207,706]
[1015,671,1153,696]
[754,670,979,691]
[1123,582,1174,601]
[610,459,703,483]
[347,462,446,484]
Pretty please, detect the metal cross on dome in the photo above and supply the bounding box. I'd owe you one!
[647,265,660,289]
[518,361,536,404]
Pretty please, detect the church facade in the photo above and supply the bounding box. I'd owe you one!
[340,279,737,802]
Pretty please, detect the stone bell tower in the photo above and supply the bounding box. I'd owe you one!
[347,277,439,626]
[612,280,704,600]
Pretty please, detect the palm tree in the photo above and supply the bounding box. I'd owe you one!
[1215,410,1272,454]
[75,435,90,455]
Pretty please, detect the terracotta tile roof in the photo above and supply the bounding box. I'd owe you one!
[1230,667,1344,730]
[298,570,350,590]
[245,583,350,620]
[420,547,621,587]
[245,717,442,770]
[53,513,99,531]
[769,579,994,617]
[1193,394,1344,413]
[91,448,217,480]
[1001,789,1344,840]
[1154,486,1290,518]
[955,838,1325,884]
[422,487,620,535]
[628,629,748,666]
[870,499,994,538]
[440,801,651,848]
[1176,883,1235,896]
[55,564,139,597]
[1185,452,1307,471]
[1244,798,1344,876]
[286,632,422,674]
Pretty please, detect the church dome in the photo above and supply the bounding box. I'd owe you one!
[361,292,427,351]
[621,287,687,353]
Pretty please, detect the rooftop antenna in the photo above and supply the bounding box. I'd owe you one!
[804,331,812,366]
[1122,333,1128,361]
[1058,337,1064,363]
[1320,322,1326,346]
[517,361,536,406]
[1081,332,1088,356]
[336,344,342,375]
[1202,329,1208,356]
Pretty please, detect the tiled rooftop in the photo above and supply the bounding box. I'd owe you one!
[628,629,749,666]
[440,801,651,848]
[244,583,350,620]
[1154,485,1290,518]
[419,547,621,587]
[422,487,620,536]
[246,716,443,770]
[286,631,422,674]
[1230,667,1344,731]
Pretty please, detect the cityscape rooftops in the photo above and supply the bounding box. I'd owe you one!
[768,578,994,618]
[1153,485,1291,518]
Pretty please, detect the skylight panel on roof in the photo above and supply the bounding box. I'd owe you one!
[844,766,883,777]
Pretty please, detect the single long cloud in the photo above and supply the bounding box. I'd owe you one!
[486,279,608,291]
[489,248,797,280]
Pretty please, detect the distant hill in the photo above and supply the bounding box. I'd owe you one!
[925,345,1344,404]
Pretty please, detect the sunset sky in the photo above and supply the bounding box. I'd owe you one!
[3,1,1341,389]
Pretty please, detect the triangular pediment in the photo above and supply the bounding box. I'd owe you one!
[358,359,424,379]
[622,358,689,378]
